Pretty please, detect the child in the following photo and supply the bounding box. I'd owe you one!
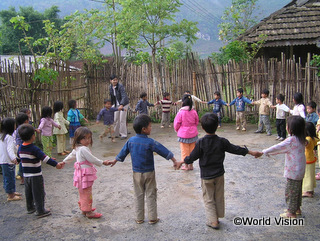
[67,99,88,144]
[176,90,206,109]
[174,94,199,170]
[17,124,64,217]
[289,92,305,118]
[259,116,306,218]
[302,122,318,197]
[135,92,154,115]
[20,108,32,125]
[155,92,176,128]
[177,113,259,229]
[36,106,61,158]
[206,91,227,128]
[305,101,319,125]
[228,88,252,131]
[53,101,70,156]
[252,89,273,136]
[63,127,109,218]
[107,114,178,224]
[96,99,119,143]
[14,112,30,184]
[272,94,290,141]
[316,108,320,180]
[0,118,22,201]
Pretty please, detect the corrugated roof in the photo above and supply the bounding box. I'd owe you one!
[239,0,320,47]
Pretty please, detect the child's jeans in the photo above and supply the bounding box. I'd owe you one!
[257,115,271,134]
[25,175,46,214]
[276,119,286,138]
[213,111,222,126]
[133,171,157,221]
[1,164,16,194]
[201,175,225,224]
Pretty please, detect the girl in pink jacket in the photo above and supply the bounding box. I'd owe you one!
[174,94,199,170]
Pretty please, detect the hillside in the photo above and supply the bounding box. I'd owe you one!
[0,0,292,57]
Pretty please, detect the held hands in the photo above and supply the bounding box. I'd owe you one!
[103,160,118,167]
[248,151,263,158]
[58,125,61,130]
[176,161,184,170]
[56,162,65,169]
[84,118,89,123]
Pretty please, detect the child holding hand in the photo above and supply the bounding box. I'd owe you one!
[107,114,178,224]
[177,113,260,229]
[63,127,109,219]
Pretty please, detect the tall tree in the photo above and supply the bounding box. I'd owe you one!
[0,6,63,55]
[218,0,258,43]
[118,0,198,96]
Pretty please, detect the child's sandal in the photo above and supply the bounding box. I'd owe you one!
[135,220,144,224]
[148,218,160,224]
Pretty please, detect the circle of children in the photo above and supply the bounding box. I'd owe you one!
[1,74,320,229]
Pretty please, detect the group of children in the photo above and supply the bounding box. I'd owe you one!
[1,87,320,230]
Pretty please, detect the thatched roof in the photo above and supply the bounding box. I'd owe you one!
[239,0,320,47]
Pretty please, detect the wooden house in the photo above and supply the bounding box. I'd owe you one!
[239,0,320,63]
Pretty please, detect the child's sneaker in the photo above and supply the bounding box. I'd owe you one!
[160,126,164,128]
[275,136,280,140]
[218,125,221,128]
[242,128,246,131]
[278,137,284,141]
[168,125,172,128]
[236,127,240,130]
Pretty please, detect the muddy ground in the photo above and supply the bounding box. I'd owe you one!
[1,122,320,241]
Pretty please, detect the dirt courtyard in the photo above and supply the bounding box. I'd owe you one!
[1,122,320,240]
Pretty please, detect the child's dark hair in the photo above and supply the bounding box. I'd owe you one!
[200,113,218,134]
[1,117,15,141]
[287,116,306,144]
[182,94,193,111]
[68,99,77,109]
[110,74,117,80]
[237,88,243,94]
[53,101,64,113]
[185,90,191,94]
[41,106,53,118]
[306,101,317,110]
[276,94,285,102]
[18,124,35,142]
[133,114,151,134]
[104,98,112,104]
[20,108,30,114]
[73,127,93,149]
[163,92,170,98]
[262,89,269,96]
[305,122,317,140]
[16,112,29,126]
[140,92,147,99]
[293,92,303,105]
[214,91,221,97]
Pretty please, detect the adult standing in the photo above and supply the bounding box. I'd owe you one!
[109,74,129,139]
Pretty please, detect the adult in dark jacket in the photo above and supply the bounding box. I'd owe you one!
[109,74,130,139]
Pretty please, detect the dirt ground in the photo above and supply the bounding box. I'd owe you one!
[1,122,320,241]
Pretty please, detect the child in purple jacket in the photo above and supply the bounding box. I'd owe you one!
[174,94,199,170]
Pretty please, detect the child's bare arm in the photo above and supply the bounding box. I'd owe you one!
[107,160,118,167]
[171,157,178,169]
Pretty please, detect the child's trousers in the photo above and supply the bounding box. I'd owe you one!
[0,164,16,194]
[161,112,170,127]
[133,171,157,221]
[276,119,286,138]
[56,134,66,154]
[41,135,53,157]
[25,175,46,214]
[285,178,302,214]
[236,111,246,129]
[257,115,271,134]
[302,163,316,192]
[201,175,225,224]
[78,187,93,212]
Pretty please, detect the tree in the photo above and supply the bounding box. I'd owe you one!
[0,6,63,55]
[218,0,258,43]
[117,0,198,97]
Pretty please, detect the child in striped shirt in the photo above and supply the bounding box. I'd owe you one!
[155,92,176,128]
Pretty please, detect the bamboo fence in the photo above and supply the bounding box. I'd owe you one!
[0,54,319,125]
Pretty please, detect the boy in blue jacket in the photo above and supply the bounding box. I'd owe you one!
[107,114,177,224]
[228,88,252,131]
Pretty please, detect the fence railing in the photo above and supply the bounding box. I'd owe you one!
[1,54,319,125]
